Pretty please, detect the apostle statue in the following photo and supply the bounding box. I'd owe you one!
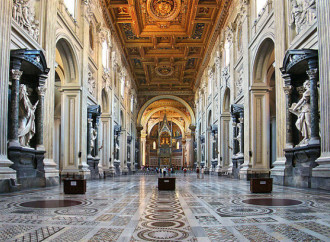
[18,84,39,147]
[289,80,311,146]
[90,127,97,152]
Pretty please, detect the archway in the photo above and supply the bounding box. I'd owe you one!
[251,38,276,176]
[54,38,79,176]
[138,97,194,170]
[137,95,195,126]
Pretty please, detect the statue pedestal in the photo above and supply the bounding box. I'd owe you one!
[283,144,320,188]
[232,155,244,179]
[8,146,46,189]
[87,157,100,179]
[114,160,121,175]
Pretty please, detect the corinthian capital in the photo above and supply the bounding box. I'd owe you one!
[11,69,23,80]
[283,85,293,95]
[306,68,318,80]
[37,85,47,96]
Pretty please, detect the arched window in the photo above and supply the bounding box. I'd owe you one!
[131,96,134,113]
[256,0,267,14]
[224,41,230,66]
[64,0,76,18]
[89,23,94,50]
[102,41,108,68]
[120,76,125,97]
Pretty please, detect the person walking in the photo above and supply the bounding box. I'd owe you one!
[196,167,200,179]
[201,167,204,179]
[183,168,187,176]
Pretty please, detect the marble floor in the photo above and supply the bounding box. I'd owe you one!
[0,173,329,241]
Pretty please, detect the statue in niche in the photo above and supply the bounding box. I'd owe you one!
[236,125,242,154]
[18,84,39,147]
[289,80,311,146]
[90,127,97,152]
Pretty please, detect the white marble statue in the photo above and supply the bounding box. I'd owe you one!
[18,84,39,147]
[12,0,39,41]
[90,127,97,151]
[290,0,316,34]
[289,80,311,146]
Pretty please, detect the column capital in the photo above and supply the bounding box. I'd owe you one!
[306,68,318,79]
[11,69,23,80]
[37,85,47,96]
[283,85,293,95]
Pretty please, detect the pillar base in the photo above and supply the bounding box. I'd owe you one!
[270,158,286,185]
[0,157,20,192]
[311,157,330,190]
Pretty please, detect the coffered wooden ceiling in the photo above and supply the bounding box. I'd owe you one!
[102,0,232,94]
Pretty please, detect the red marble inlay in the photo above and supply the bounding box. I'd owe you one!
[242,198,302,206]
[20,200,82,208]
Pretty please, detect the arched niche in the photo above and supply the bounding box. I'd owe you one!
[252,38,275,84]
[223,88,231,112]
[55,38,78,84]
[251,37,276,172]
[101,89,109,113]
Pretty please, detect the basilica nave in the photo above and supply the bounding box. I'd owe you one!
[0,0,330,241]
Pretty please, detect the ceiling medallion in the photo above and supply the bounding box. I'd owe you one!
[155,65,174,77]
[147,0,181,22]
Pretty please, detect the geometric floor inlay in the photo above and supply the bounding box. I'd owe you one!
[0,173,329,241]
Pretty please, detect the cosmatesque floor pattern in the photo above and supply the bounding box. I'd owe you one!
[0,173,329,241]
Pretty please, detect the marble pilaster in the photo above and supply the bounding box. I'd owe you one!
[42,0,58,179]
[270,0,289,183]
[312,0,330,190]
[0,0,16,189]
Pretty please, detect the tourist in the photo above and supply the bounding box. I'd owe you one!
[183,168,187,176]
[201,167,204,179]
[196,167,200,179]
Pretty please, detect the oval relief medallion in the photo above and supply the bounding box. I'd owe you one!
[147,0,181,22]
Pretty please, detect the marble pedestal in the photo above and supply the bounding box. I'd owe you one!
[232,155,244,179]
[282,144,320,188]
[114,160,121,175]
[8,146,47,189]
[87,157,100,179]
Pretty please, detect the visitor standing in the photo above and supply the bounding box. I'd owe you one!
[196,167,200,179]
[201,167,204,179]
[183,168,187,176]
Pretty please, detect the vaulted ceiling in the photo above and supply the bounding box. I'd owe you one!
[101,0,232,94]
